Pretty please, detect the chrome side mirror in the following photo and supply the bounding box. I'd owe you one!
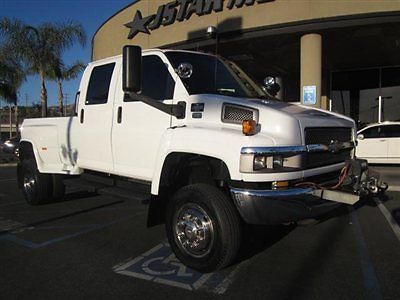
[262,76,280,96]
[357,133,365,140]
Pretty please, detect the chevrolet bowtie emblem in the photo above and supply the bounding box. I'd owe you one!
[328,140,342,153]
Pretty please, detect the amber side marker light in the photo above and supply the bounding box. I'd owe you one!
[242,120,257,136]
[272,181,289,189]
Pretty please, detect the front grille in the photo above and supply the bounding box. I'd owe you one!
[305,127,352,169]
[222,104,256,124]
[305,127,352,145]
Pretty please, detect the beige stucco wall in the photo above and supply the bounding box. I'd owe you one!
[92,0,400,60]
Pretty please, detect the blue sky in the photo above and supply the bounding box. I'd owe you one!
[1,0,134,107]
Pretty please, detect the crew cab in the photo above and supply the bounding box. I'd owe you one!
[17,46,386,272]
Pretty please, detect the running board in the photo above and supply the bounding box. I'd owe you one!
[63,173,150,202]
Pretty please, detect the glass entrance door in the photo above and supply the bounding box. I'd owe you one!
[381,66,400,122]
[330,66,400,128]
[331,69,380,128]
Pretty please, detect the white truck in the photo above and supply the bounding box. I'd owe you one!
[17,46,386,272]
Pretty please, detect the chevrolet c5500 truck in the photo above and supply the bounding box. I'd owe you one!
[17,46,386,272]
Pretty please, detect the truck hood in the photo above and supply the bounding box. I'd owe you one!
[184,95,355,146]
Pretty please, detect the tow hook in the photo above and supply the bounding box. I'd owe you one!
[343,158,388,196]
[305,159,388,205]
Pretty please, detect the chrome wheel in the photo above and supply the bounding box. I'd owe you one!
[23,169,36,200]
[173,203,214,258]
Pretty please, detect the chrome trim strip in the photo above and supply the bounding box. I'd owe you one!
[231,187,315,199]
[241,141,354,156]
[241,146,306,156]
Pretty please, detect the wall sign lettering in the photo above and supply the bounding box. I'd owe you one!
[125,0,275,39]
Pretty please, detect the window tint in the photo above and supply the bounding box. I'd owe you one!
[125,55,174,101]
[86,63,115,105]
[361,126,380,138]
[380,125,400,138]
[165,52,263,98]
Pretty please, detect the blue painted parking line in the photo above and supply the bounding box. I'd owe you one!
[349,208,383,300]
[114,242,212,290]
[113,242,245,293]
[0,218,127,249]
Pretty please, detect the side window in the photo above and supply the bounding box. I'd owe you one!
[86,63,115,105]
[362,126,379,138]
[125,55,174,101]
[380,125,400,138]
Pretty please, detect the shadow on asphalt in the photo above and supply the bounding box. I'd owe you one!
[237,223,295,262]
[392,208,400,226]
[0,192,124,236]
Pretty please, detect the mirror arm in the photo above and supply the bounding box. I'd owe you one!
[127,93,186,119]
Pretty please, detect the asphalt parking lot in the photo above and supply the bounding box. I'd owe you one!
[0,165,399,298]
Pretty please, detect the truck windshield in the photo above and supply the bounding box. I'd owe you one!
[165,51,268,99]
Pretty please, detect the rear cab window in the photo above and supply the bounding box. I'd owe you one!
[86,63,115,105]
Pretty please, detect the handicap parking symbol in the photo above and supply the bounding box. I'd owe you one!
[113,242,212,290]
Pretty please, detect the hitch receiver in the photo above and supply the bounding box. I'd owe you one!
[343,158,388,196]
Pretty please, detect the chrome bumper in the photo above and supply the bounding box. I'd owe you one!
[241,141,355,156]
[231,187,315,200]
[230,187,342,225]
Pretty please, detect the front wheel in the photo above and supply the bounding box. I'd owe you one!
[166,184,242,273]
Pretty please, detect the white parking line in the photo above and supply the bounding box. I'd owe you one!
[374,198,400,242]
[0,178,16,182]
[0,218,32,233]
[388,185,400,192]
[213,260,250,294]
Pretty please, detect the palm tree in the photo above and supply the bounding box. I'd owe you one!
[47,59,85,115]
[0,17,86,117]
[0,51,26,135]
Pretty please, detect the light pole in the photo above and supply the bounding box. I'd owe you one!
[206,26,219,56]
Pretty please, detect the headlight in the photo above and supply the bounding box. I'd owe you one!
[253,155,285,171]
[254,155,266,170]
[273,156,283,168]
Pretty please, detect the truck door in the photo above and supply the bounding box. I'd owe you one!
[381,124,400,161]
[75,61,117,172]
[112,54,175,181]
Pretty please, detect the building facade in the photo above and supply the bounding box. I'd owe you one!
[92,0,400,127]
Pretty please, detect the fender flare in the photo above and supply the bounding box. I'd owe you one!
[19,139,44,171]
[150,126,250,195]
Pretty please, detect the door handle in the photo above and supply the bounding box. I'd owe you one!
[117,106,122,124]
[80,109,84,123]
[379,139,386,142]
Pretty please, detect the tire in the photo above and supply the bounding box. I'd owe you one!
[166,183,242,272]
[20,159,51,205]
[52,174,66,199]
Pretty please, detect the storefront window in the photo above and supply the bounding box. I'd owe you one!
[331,69,380,128]
[381,67,400,122]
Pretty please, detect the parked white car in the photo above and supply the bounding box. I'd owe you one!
[356,122,400,164]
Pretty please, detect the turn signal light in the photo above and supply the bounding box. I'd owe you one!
[242,120,257,136]
[272,181,289,189]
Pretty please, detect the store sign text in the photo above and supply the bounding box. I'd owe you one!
[125,0,275,39]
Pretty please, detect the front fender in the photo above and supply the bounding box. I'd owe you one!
[150,126,275,195]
